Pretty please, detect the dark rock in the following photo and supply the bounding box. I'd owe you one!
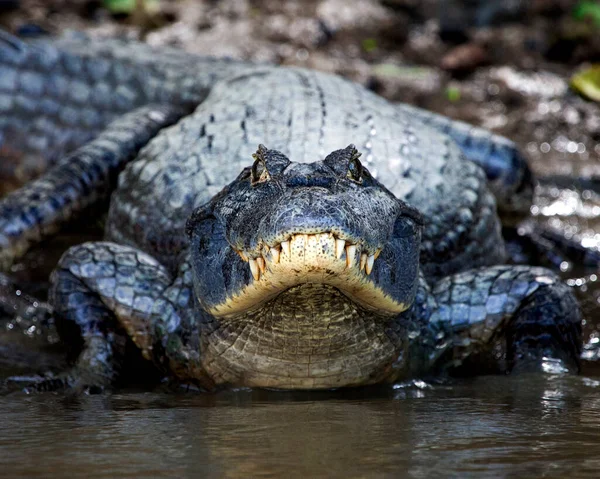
[0,0,19,13]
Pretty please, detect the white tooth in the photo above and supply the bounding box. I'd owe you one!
[256,256,266,274]
[281,240,291,257]
[374,249,381,260]
[345,245,356,268]
[249,259,260,281]
[360,253,367,271]
[238,250,248,262]
[335,239,345,259]
[264,244,270,253]
[271,247,280,264]
[298,234,308,247]
[366,254,375,275]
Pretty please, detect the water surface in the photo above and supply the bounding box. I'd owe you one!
[2,375,600,478]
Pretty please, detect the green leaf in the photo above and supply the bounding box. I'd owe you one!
[570,65,600,102]
[362,38,378,52]
[445,86,461,103]
[573,1,600,28]
[103,0,135,13]
[103,0,159,15]
[372,64,432,79]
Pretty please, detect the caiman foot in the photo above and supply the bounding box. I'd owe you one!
[6,370,108,394]
[4,334,119,394]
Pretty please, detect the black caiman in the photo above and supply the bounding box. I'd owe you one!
[0,32,581,391]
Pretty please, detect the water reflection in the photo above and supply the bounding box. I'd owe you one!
[1,376,600,478]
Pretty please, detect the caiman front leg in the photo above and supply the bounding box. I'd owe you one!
[429,265,582,375]
[14,242,210,392]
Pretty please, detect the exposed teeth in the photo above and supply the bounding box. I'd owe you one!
[365,254,375,275]
[335,238,345,259]
[241,235,380,280]
[256,256,266,274]
[249,258,260,281]
[345,244,356,268]
[271,246,280,264]
[281,240,291,257]
[297,234,308,247]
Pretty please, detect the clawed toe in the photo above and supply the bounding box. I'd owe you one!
[4,370,109,394]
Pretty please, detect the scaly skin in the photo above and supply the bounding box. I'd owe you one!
[0,105,186,270]
[0,32,581,391]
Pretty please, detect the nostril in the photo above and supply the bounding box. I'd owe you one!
[288,187,330,202]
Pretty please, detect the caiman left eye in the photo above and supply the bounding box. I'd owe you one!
[251,144,271,185]
[347,153,363,183]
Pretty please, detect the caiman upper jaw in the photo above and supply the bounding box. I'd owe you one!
[234,231,382,281]
[203,231,407,318]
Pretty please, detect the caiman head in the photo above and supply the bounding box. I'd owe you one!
[186,144,423,389]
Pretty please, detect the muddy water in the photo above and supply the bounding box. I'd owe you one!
[1,376,600,478]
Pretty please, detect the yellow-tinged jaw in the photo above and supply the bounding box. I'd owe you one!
[206,232,408,317]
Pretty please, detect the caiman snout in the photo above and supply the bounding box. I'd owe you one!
[187,144,423,318]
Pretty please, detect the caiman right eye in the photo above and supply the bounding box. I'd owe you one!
[347,153,363,183]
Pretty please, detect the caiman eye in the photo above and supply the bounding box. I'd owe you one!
[251,158,270,184]
[251,144,271,185]
[347,152,363,183]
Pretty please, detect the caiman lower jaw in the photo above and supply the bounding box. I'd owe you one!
[207,232,408,318]
[201,283,403,389]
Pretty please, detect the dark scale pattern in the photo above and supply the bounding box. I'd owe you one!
[398,103,535,214]
[0,105,185,269]
[429,265,581,373]
[0,33,583,390]
[103,67,507,278]
[0,32,252,179]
